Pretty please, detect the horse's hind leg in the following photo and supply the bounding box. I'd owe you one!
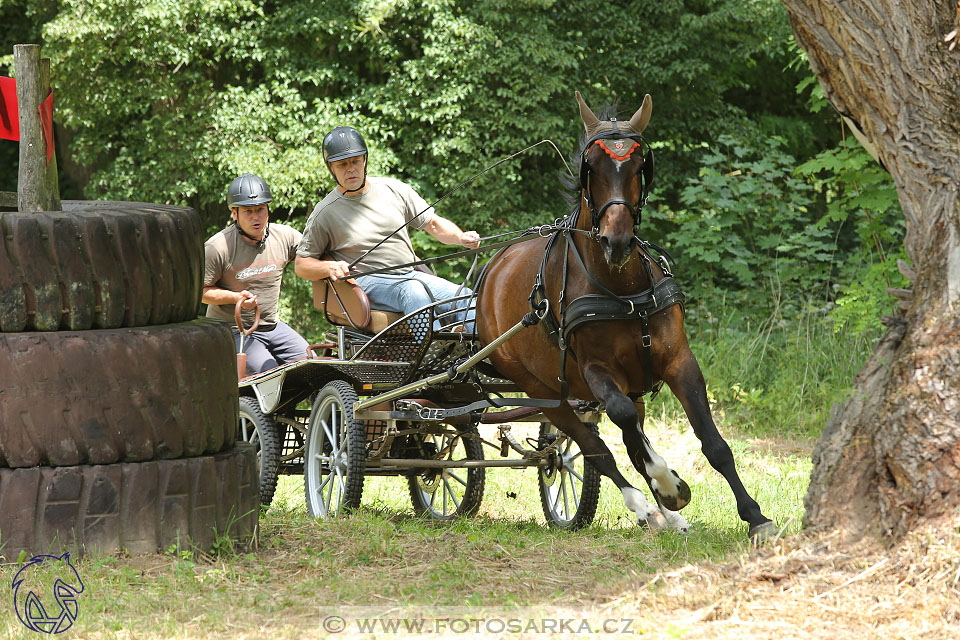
[662,352,774,539]
[584,365,691,513]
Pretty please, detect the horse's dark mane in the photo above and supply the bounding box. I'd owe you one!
[560,104,619,211]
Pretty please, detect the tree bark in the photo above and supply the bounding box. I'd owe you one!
[14,44,60,212]
[780,0,960,540]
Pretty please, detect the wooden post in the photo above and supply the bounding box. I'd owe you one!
[14,44,60,212]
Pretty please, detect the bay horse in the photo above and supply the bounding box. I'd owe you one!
[477,91,775,540]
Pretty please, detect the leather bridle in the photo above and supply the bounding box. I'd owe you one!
[579,121,655,236]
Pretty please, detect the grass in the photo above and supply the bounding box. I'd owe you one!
[0,409,813,640]
[0,305,885,639]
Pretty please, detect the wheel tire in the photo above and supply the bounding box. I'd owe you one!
[303,380,366,518]
[0,203,202,332]
[408,426,485,520]
[538,422,602,530]
[0,320,238,468]
[238,397,282,508]
[0,444,258,560]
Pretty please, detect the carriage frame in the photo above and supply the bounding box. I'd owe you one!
[237,295,604,528]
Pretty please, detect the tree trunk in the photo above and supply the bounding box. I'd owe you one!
[780,0,960,541]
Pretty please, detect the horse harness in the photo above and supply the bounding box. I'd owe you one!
[529,230,685,399]
[529,120,684,400]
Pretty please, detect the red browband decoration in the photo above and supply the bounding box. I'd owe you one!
[593,139,641,160]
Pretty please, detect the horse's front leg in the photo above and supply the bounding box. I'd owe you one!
[662,351,775,540]
[537,400,661,528]
[630,398,691,533]
[583,364,691,515]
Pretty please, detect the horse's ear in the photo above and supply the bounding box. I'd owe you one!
[576,91,600,133]
[629,94,653,134]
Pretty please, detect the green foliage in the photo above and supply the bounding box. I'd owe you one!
[655,134,832,313]
[796,138,906,332]
[1,0,911,441]
[3,0,815,341]
[675,298,882,439]
[8,0,807,226]
[830,252,905,335]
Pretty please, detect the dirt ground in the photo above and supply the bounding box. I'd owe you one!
[590,516,960,639]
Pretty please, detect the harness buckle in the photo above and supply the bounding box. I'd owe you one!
[642,334,652,348]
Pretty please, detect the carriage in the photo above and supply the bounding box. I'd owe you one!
[236,278,604,528]
[236,91,775,540]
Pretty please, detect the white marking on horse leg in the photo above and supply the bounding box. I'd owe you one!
[639,430,681,499]
[659,506,690,533]
[621,486,657,524]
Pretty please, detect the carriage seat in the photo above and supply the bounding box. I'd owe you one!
[311,258,435,334]
[312,277,403,334]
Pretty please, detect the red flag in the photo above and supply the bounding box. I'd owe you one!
[0,76,18,141]
[38,89,54,164]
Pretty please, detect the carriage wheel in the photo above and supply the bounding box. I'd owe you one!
[538,422,601,530]
[238,396,282,508]
[304,381,366,518]
[407,426,485,520]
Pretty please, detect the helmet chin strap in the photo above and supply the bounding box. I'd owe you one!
[342,174,367,193]
[235,221,269,249]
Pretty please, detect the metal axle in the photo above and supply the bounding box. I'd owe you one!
[367,458,546,469]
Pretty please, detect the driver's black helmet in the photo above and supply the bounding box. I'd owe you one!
[322,126,368,163]
[227,173,272,208]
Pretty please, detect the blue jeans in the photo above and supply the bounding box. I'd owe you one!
[233,320,310,375]
[356,271,475,332]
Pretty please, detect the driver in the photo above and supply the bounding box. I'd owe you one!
[203,173,309,375]
[295,126,479,330]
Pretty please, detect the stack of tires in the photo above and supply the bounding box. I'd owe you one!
[0,202,258,559]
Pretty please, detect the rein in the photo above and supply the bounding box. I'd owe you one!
[346,222,569,279]
[347,139,574,271]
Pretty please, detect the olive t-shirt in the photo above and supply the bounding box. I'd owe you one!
[297,177,434,273]
[204,222,302,330]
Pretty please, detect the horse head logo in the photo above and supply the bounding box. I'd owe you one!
[11,552,84,634]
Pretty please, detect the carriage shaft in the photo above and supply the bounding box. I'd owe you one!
[353,315,533,411]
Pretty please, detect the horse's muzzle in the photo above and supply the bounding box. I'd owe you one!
[600,234,637,267]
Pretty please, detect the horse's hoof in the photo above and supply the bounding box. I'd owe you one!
[656,472,691,511]
[639,510,667,530]
[748,520,778,544]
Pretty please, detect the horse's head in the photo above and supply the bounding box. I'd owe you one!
[576,91,654,267]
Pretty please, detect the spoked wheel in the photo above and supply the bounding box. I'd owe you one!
[538,422,601,530]
[408,426,485,520]
[304,380,366,518]
[238,396,282,507]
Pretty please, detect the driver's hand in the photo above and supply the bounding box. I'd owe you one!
[238,291,258,310]
[461,230,481,249]
[328,261,353,281]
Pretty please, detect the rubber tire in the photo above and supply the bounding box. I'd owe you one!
[408,425,485,520]
[238,396,282,508]
[0,202,202,332]
[0,444,259,560]
[538,422,602,530]
[303,380,366,518]
[0,320,238,468]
